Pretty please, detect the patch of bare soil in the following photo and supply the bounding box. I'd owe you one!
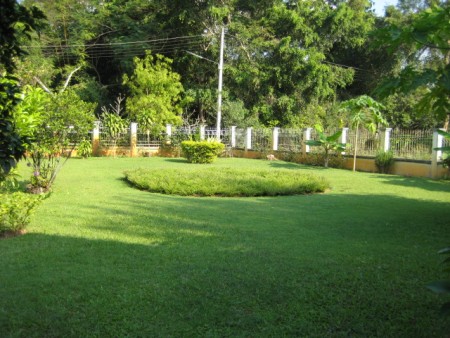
[0,229,27,239]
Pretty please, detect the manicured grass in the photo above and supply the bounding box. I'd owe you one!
[1,157,450,337]
[124,167,330,196]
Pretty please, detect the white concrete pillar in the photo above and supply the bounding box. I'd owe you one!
[273,127,279,151]
[340,127,349,154]
[200,125,206,140]
[380,128,392,152]
[431,128,444,178]
[130,122,138,157]
[231,126,236,148]
[166,124,172,137]
[302,127,312,154]
[246,127,252,150]
[92,121,100,156]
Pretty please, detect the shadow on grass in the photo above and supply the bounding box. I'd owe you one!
[162,158,189,164]
[268,161,329,171]
[2,190,450,337]
[372,174,450,193]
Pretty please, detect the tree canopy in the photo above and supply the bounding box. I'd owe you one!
[7,0,450,131]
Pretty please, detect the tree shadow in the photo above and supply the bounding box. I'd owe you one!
[1,191,450,336]
[268,161,329,171]
[371,174,450,193]
[162,158,189,164]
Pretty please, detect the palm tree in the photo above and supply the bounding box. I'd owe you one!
[339,95,387,171]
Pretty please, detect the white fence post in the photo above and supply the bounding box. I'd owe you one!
[302,127,312,155]
[431,128,444,178]
[130,122,138,157]
[166,124,172,138]
[92,121,100,156]
[246,127,252,150]
[200,125,206,140]
[231,126,236,148]
[273,127,279,151]
[340,127,349,154]
[380,127,392,152]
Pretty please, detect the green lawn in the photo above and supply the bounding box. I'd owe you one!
[1,157,450,337]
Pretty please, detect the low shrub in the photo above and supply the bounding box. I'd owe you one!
[375,150,394,174]
[0,192,42,235]
[77,139,92,158]
[124,167,330,197]
[181,140,225,164]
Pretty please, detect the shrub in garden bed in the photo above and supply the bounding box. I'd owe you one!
[0,192,42,236]
[375,150,394,174]
[181,140,225,164]
[124,167,330,197]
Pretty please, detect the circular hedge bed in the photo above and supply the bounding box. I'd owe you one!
[124,167,330,197]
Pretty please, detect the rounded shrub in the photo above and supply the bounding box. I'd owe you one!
[181,140,225,164]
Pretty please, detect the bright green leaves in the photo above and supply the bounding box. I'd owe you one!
[181,140,225,164]
[340,95,387,133]
[339,95,386,171]
[305,127,346,167]
[124,52,184,135]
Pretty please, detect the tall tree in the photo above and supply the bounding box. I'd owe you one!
[124,52,184,135]
[0,0,45,175]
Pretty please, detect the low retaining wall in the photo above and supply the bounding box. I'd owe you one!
[231,149,449,179]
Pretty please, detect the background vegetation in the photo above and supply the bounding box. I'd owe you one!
[6,0,449,132]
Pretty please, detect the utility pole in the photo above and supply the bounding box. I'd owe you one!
[216,27,225,141]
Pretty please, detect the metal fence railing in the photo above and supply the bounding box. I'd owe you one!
[278,128,303,152]
[251,128,272,151]
[345,129,381,157]
[94,122,446,162]
[98,123,130,147]
[235,128,246,149]
[390,129,433,160]
[136,129,162,148]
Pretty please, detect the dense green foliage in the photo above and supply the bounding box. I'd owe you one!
[124,53,184,135]
[124,167,329,196]
[21,88,96,191]
[374,2,450,127]
[1,157,449,336]
[0,75,26,176]
[0,1,45,175]
[181,140,225,163]
[12,0,446,130]
[76,139,93,158]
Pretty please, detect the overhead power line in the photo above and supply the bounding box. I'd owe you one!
[21,34,206,49]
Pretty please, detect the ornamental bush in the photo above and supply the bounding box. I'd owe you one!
[181,140,225,164]
[0,192,42,235]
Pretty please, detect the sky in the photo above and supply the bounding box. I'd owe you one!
[372,0,398,16]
